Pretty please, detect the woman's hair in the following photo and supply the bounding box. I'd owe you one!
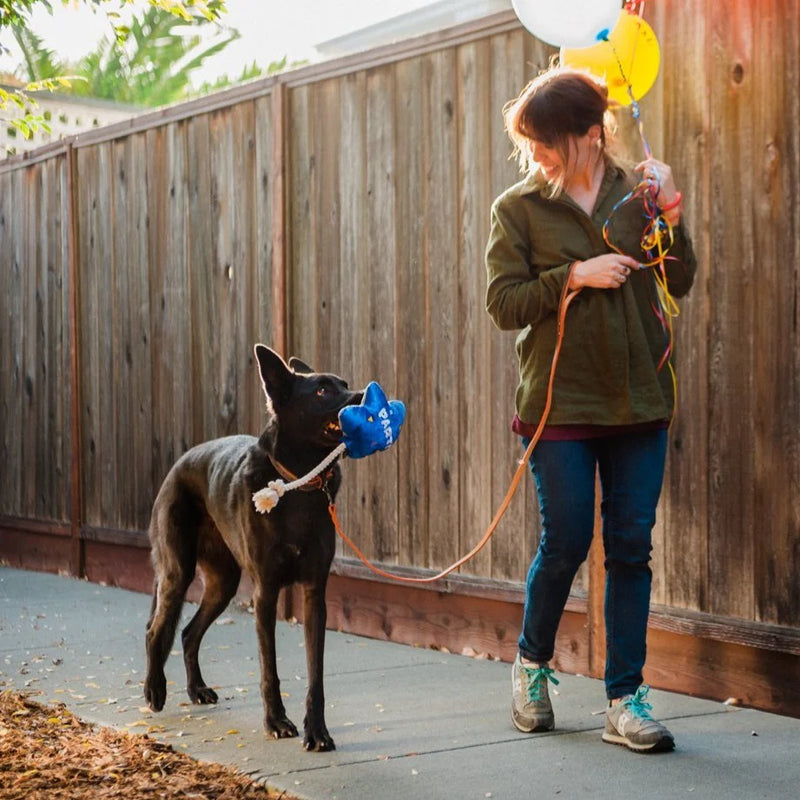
[503,66,616,193]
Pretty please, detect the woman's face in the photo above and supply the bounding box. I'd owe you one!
[530,138,564,182]
[531,127,600,184]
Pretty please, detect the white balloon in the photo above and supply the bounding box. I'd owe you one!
[512,0,622,49]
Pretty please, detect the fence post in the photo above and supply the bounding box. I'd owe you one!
[270,80,294,620]
[66,141,85,578]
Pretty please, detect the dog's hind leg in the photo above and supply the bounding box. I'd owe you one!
[144,489,199,711]
[181,525,241,705]
[145,569,195,710]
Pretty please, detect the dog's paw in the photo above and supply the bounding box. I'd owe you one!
[303,727,336,752]
[144,674,167,712]
[266,715,299,739]
[188,684,219,705]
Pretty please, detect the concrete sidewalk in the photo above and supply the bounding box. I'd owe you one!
[1,566,798,799]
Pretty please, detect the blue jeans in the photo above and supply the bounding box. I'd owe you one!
[518,429,667,699]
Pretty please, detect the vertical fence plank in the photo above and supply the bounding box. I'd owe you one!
[147,123,192,487]
[77,145,101,528]
[46,157,70,523]
[487,31,538,584]
[209,111,242,438]
[752,0,800,626]
[337,71,369,551]
[231,101,259,432]
[365,64,400,562]
[66,145,83,571]
[313,79,342,376]
[423,48,460,570]
[0,171,20,514]
[638,4,668,607]
[707,0,756,619]
[187,114,219,445]
[456,39,493,576]
[111,138,136,529]
[288,84,318,362]
[128,134,155,530]
[35,162,55,520]
[655,0,711,613]
[94,143,118,528]
[8,171,24,515]
[394,55,430,569]
[252,91,276,432]
[22,166,40,517]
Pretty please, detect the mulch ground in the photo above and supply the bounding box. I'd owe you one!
[0,690,296,799]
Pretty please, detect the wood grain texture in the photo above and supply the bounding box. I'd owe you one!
[423,48,460,570]
[749,0,800,627]
[650,0,711,613]
[394,55,430,571]
[456,39,493,577]
[0,4,798,687]
[706,0,757,620]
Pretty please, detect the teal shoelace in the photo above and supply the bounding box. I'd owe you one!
[622,685,655,719]
[523,664,560,703]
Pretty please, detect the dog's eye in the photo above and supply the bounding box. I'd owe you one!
[316,387,328,397]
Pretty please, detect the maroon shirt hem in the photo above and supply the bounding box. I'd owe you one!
[512,414,668,441]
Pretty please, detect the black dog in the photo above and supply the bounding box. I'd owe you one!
[144,344,362,751]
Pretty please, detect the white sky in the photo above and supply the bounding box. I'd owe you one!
[0,0,433,84]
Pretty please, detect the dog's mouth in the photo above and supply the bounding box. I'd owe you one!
[320,392,362,443]
[323,420,342,440]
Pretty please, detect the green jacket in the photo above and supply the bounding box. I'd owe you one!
[485,160,697,427]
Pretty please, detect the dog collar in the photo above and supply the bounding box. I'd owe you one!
[266,453,336,494]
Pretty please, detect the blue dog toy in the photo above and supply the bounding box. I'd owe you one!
[339,381,406,459]
[253,381,405,513]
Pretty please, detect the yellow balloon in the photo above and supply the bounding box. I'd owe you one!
[560,11,660,105]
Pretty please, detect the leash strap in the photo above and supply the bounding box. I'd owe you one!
[329,268,583,584]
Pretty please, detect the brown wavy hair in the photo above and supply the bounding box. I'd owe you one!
[503,66,616,195]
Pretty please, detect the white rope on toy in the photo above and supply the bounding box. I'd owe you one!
[252,442,347,514]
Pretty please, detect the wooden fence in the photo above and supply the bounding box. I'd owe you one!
[1,2,798,715]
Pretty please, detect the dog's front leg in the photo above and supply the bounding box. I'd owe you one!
[253,582,298,739]
[302,580,335,751]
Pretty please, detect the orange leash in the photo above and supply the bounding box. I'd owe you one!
[329,268,582,584]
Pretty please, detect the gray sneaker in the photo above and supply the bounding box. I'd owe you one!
[602,685,675,752]
[511,653,559,732]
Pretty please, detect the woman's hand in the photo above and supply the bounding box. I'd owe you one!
[569,254,640,290]
[636,157,682,222]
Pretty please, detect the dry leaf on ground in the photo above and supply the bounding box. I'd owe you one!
[0,690,295,800]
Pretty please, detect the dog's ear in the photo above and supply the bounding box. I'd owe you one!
[288,357,315,375]
[254,344,294,407]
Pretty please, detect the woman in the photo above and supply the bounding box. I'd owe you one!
[485,66,696,752]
